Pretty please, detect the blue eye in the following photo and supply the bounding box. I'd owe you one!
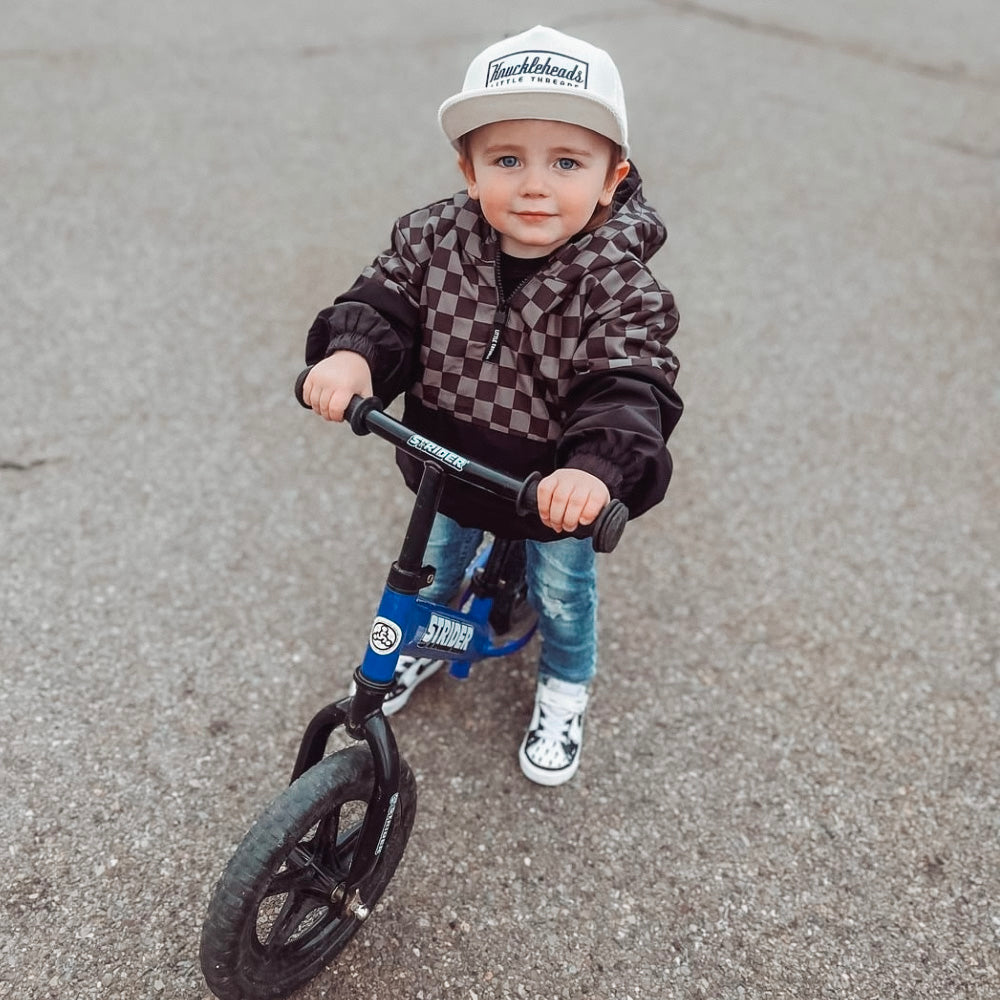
[498,155,519,168]
[556,158,578,170]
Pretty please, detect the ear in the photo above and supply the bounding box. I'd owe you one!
[598,159,631,207]
[458,155,479,199]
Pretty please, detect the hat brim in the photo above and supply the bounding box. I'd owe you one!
[438,89,628,157]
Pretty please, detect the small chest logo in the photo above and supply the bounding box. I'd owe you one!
[419,613,474,653]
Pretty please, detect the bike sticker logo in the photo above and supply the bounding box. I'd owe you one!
[406,434,468,472]
[375,792,399,857]
[419,613,474,653]
[369,617,402,655]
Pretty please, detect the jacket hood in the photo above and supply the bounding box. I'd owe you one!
[590,163,667,263]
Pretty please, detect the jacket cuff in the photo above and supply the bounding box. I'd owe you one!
[562,452,624,499]
[323,331,380,370]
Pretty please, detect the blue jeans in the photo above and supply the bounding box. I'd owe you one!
[421,513,598,686]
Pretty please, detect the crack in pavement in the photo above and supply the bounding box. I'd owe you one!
[654,0,999,91]
[0,458,55,472]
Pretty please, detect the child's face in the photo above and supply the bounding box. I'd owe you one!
[460,119,629,258]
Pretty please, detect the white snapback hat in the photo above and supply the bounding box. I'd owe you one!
[438,25,629,158]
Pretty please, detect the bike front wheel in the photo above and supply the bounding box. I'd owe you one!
[200,744,416,1000]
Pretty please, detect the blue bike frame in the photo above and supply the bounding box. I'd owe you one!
[361,556,536,685]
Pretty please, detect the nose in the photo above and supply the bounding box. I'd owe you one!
[518,163,549,198]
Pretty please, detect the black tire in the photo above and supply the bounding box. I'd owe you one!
[200,745,417,1000]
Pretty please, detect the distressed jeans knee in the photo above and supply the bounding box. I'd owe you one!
[526,535,598,686]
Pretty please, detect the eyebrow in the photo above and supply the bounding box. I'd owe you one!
[480,143,597,159]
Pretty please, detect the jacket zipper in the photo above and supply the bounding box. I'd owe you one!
[485,255,532,364]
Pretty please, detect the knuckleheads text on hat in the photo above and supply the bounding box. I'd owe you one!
[486,50,589,90]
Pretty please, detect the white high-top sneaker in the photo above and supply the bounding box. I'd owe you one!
[518,676,589,786]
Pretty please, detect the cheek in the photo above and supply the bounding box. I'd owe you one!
[476,184,507,221]
[565,185,601,219]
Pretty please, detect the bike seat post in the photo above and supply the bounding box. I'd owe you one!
[392,462,445,584]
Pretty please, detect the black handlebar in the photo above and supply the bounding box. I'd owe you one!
[295,367,628,553]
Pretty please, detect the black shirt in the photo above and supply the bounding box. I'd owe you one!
[498,251,549,299]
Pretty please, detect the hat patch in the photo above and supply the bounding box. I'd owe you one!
[486,49,589,91]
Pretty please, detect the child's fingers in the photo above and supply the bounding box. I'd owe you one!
[550,484,580,532]
[313,380,336,420]
[539,481,579,532]
[304,378,350,421]
[302,352,372,422]
[536,476,571,529]
[537,472,610,532]
[555,487,604,532]
[575,490,607,528]
[328,388,357,422]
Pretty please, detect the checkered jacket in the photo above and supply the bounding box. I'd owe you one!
[307,167,682,540]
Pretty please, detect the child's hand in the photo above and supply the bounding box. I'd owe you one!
[536,469,611,534]
[302,351,373,421]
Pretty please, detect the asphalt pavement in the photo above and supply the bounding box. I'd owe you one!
[2,2,998,998]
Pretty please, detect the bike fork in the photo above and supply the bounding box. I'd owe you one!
[288,670,403,909]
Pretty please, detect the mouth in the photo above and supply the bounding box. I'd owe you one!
[515,212,554,221]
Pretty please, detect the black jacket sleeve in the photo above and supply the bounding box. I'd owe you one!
[559,367,682,518]
[305,298,418,405]
[556,266,682,518]
[304,213,429,403]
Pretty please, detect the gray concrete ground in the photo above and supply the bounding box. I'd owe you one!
[2,2,998,998]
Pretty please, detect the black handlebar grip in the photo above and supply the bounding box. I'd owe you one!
[294,367,312,409]
[514,471,544,518]
[515,473,628,553]
[344,395,382,436]
[590,499,629,553]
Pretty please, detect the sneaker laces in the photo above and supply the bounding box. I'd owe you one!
[534,681,588,743]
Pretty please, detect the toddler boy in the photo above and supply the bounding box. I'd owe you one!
[301,25,682,785]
